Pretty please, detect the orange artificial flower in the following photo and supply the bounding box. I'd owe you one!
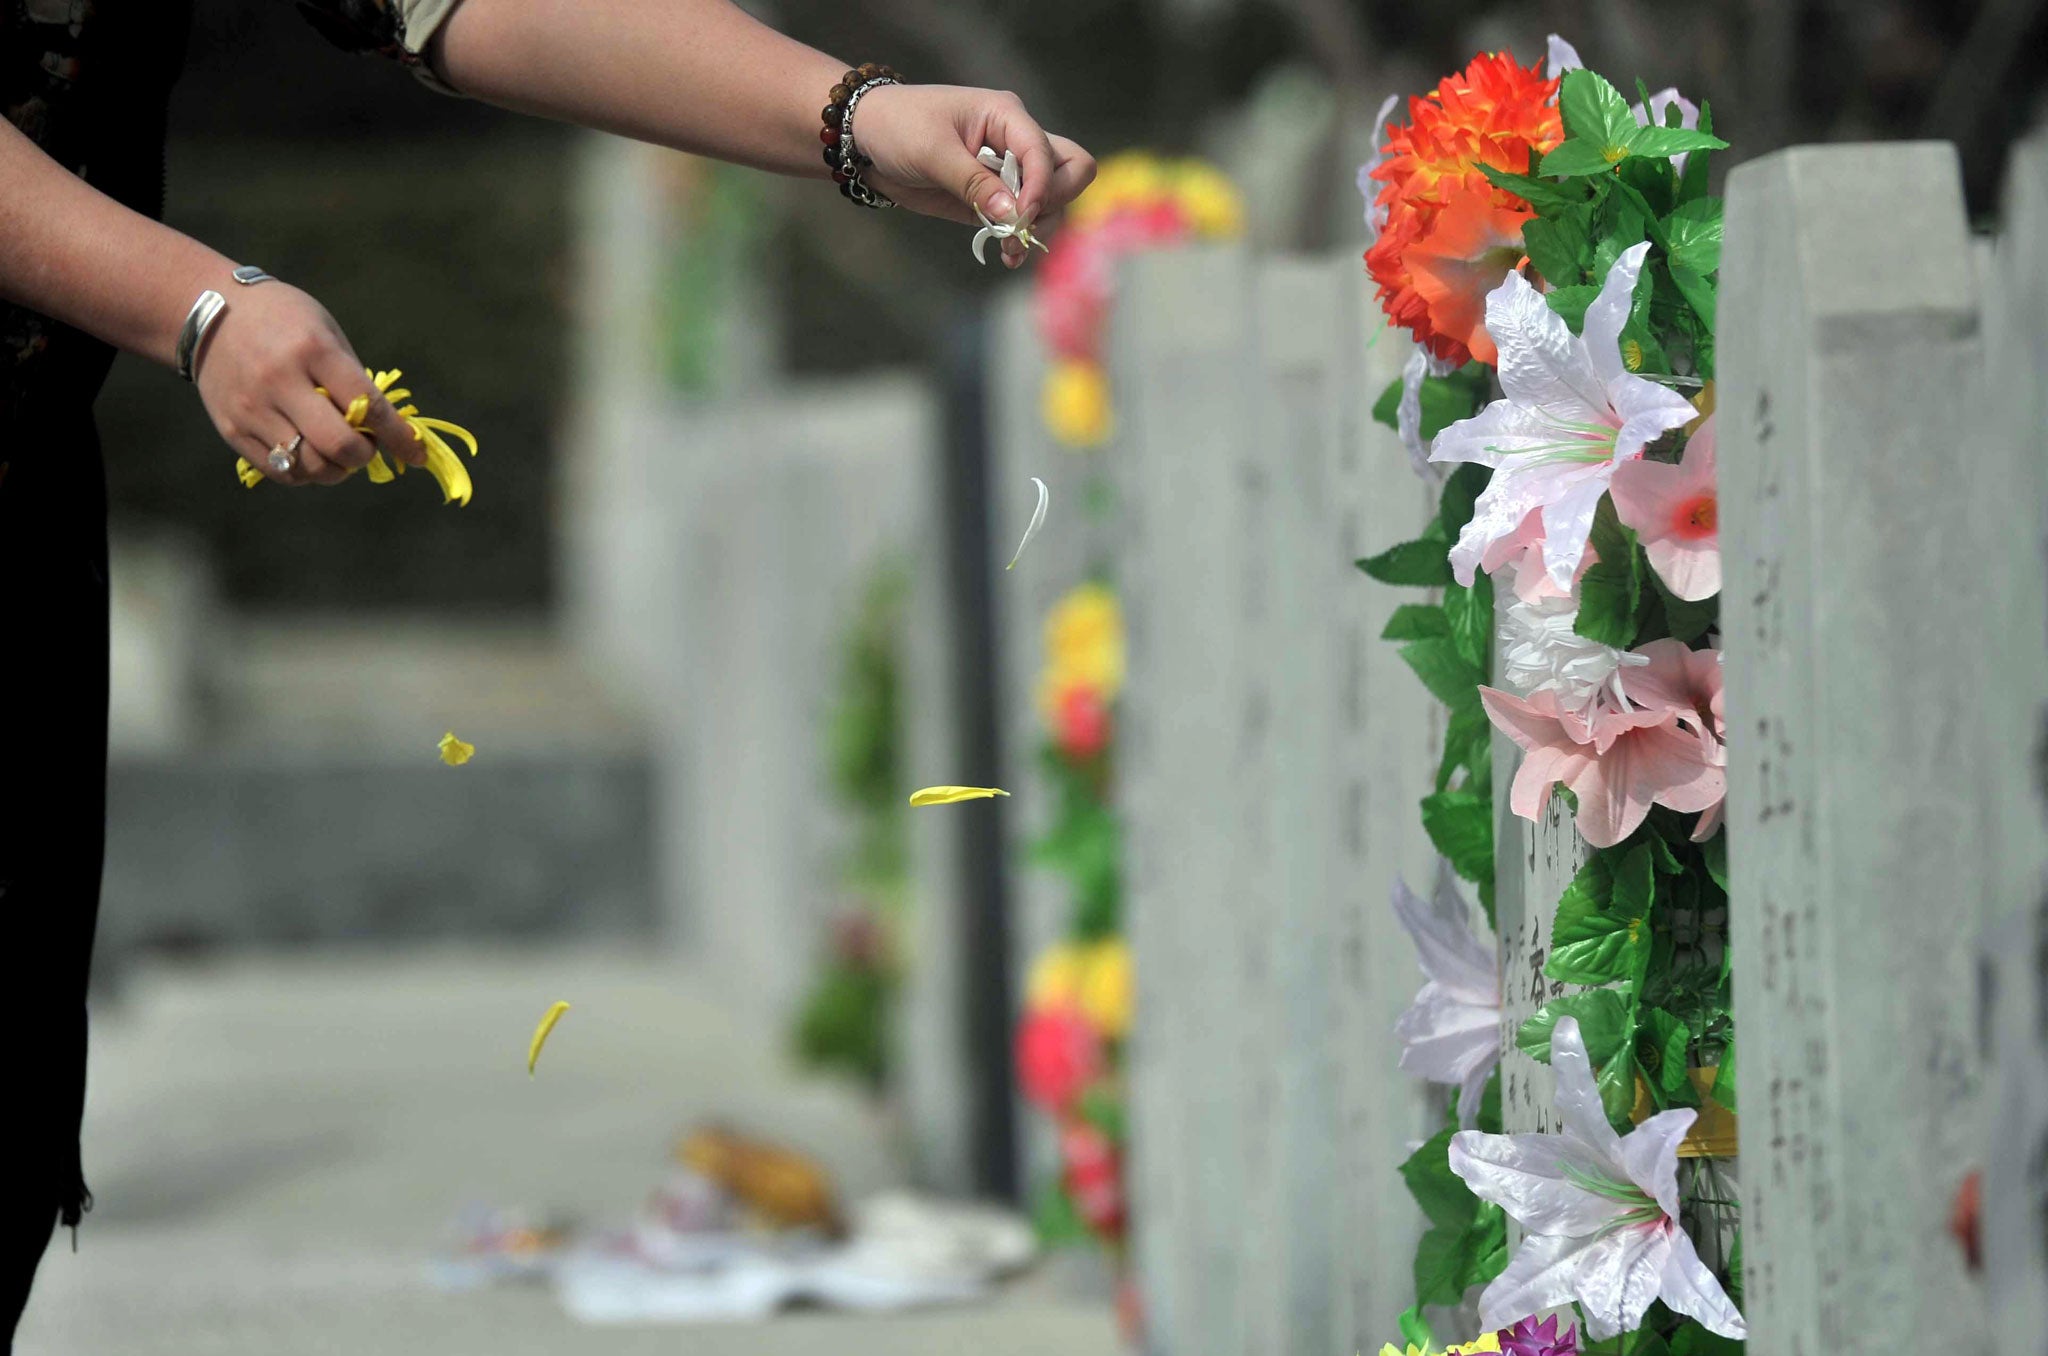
[1366,52,1562,366]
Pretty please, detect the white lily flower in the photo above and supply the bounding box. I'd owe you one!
[1448,1016,1747,1340]
[1429,242,1698,591]
[1005,476,1049,570]
[1392,871,1500,1129]
[971,146,1050,265]
[1544,34,1584,80]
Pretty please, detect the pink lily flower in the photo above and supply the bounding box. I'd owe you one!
[1610,415,1721,602]
[1480,640,1724,848]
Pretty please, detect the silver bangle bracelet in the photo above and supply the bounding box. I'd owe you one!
[175,289,227,384]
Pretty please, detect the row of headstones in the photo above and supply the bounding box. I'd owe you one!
[1103,136,2048,1355]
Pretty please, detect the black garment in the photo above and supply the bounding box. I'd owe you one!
[2,2,185,1345]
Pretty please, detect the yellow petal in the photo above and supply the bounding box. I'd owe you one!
[343,394,371,428]
[908,785,1010,807]
[438,731,476,766]
[235,457,264,488]
[414,425,475,507]
[365,452,395,484]
[527,1000,571,1075]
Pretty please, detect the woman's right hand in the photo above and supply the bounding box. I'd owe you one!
[191,280,425,486]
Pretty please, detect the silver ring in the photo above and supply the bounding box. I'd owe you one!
[232,265,277,286]
[267,434,303,475]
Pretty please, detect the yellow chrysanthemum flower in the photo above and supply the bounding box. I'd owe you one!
[1043,357,1114,448]
[1027,944,1087,1010]
[1069,152,1171,228]
[1173,163,1247,239]
[236,368,479,505]
[1035,582,1125,723]
[1446,1336,1501,1356]
[1379,1342,1440,1356]
[1077,938,1133,1038]
[439,731,476,766]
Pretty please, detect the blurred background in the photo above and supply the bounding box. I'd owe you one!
[23,0,2047,1351]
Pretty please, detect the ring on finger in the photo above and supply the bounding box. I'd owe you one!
[268,433,304,475]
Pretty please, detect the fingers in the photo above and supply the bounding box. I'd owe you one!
[1042,135,1098,219]
[311,353,426,467]
[283,385,377,474]
[982,94,1060,224]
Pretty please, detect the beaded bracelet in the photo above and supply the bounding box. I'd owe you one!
[820,63,902,209]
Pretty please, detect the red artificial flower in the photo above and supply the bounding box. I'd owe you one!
[1016,1006,1103,1112]
[1366,51,1562,366]
[1059,1119,1126,1239]
[1050,681,1113,762]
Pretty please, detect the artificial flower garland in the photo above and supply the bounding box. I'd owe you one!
[1359,35,1744,1347]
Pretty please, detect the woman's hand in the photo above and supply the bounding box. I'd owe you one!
[191,282,425,486]
[849,84,1096,269]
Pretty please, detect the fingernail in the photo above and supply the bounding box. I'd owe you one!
[986,190,1016,222]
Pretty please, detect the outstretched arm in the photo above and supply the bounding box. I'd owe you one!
[426,0,1094,262]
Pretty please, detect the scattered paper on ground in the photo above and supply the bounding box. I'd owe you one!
[527,1000,571,1075]
[908,786,1011,807]
[1006,477,1049,570]
[439,731,476,766]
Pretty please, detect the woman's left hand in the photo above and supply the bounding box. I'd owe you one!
[849,83,1095,269]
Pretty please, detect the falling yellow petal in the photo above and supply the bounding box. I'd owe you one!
[909,786,1010,806]
[527,1000,571,1075]
[439,731,476,766]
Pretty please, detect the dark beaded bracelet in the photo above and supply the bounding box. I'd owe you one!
[821,65,902,209]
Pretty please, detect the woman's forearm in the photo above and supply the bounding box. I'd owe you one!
[432,0,844,180]
[0,119,235,368]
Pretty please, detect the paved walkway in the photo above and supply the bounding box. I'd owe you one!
[17,950,1118,1356]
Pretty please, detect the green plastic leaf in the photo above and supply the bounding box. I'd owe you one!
[1638,1007,1694,1101]
[1546,849,1651,985]
[1443,572,1494,676]
[1517,988,1634,1066]
[1522,206,1595,286]
[1596,1044,1638,1126]
[1411,1201,1508,1308]
[1421,788,1494,889]
[1668,261,1717,330]
[1702,830,1728,890]
[1712,1040,1738,1112]
[1399,637,1486,712]
[1382,604,1451,641]
[1374,368,1491,442]
[1436,702,1493,796]
[1436,461,1491,541]
[1399,1128,1476,1230]
[1358,538,1454,587]
[1628,125,1730,159]
[1539,139,1622,179]
[1545,284,1600,333]
[1573,497,1641,647]
[1650,563,1718,644]
[1476,161,1593,213]
[1669,1324,1743,1356]
[1558,68,1637,149]
[1675,103,1716,206]
[1371,377,1401,431]
[1661,198,1723,276]
[1397,1306,1435,1351]
[1728,1228,1744,1307]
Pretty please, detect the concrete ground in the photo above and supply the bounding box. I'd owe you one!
[17,950,1119,1356]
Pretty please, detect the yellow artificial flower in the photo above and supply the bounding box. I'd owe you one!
[439,731,476,766]
[1027,943,1087,1010]
[1174,162,1247,239]
[1043,358,1114,448]
[1035,582,1125,723]
[235,368,479,505]
[1069,152,1170,228]
[1379,1343,1440,1356]
[1446,1336,1501,1356]
[908,786,1010,806]
[1077,938,1133,1038]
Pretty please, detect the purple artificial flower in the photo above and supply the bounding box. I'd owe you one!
[1498,1314,1578,1356]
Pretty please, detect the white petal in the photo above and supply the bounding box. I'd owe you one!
[1608,375,1701,459]
[976,145,1006,176]
[1001,149,1022,197]
[1456,1050,1497,1131]
[1476,1227,1661,1337]
[1448,1129,1631,1238]
[972,227,994,265]
[1584,243,1653,390]
[1548,1016,1626,1164]
[1397,988,1501,1082]
[1446,452,1592,587]
[1391,876,1497,998]
[1486,271,1610,417]
[1536,471,1612,589]
[1006,476,1049,569]
[1545,34,1585,78]
[1394,346,1439,481]
[1358,92,1402,241]
[1618,1109,1695,1220]
[1655,1223,1749,1337]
